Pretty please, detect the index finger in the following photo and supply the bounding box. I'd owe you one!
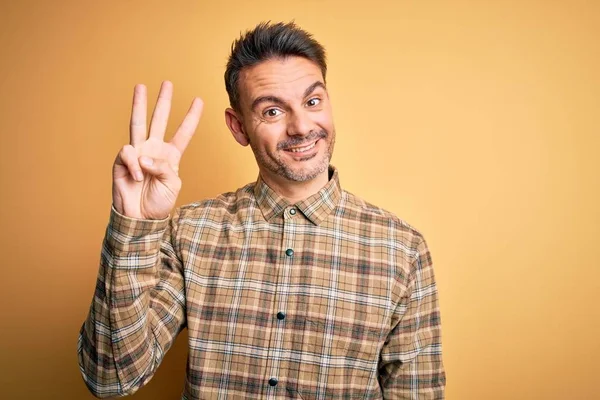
[170,97,203,154]
[130,84,147,147]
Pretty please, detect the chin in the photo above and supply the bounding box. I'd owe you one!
[281,158,330,182]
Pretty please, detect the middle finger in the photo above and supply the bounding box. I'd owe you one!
[148,80,173,141]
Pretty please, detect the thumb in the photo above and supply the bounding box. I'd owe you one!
[139,156,178,181]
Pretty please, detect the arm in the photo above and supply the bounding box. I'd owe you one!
[77,206,185,398]
[379,236,446,399]
[77,81,201,397]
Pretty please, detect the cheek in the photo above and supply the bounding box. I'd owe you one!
[251,123,286,150]
[315,111,334,132]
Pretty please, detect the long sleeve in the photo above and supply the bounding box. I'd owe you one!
[77,207,186,398]
[379,235,446,399]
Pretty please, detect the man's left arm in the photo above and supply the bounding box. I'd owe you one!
[379,235,446,399]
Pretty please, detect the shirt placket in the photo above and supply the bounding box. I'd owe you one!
[265,205,298,399]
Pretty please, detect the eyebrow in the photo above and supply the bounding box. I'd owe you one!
[251,95,286,112]
[303,81,326,99]
[250,80,327,112]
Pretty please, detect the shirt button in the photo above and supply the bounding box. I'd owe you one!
[277,311,286,320]
[285,248,294,257]
[289,208,297,215]
[268,377,278,386]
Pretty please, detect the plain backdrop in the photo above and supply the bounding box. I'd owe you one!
[0,1,598,399]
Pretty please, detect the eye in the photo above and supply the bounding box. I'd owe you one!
[306,97,321,107]
[263,108,282,118]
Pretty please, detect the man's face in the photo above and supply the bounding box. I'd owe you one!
[228,56,335,184]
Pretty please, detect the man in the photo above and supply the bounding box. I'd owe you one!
[78,22,445,399]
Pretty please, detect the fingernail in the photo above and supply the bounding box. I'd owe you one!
[140,156,153,167]
[135,171,144,181]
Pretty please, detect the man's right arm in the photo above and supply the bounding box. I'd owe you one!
[77,206,185,398]
[78,81,201,397]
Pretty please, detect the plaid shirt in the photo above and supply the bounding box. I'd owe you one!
[78,166,445,399]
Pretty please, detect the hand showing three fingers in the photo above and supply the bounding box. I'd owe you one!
[112,81,203,220]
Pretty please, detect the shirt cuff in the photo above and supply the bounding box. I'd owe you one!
[106,205,171,252]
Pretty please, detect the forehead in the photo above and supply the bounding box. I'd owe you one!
[239,56,324,102]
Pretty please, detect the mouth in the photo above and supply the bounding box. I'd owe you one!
[284,140,319,155]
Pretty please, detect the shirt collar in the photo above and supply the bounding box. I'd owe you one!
[253,165,343,226]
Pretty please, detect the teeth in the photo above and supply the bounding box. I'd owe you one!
[288,142,316,153]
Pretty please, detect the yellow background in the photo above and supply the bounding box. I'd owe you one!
[1,1,598,399]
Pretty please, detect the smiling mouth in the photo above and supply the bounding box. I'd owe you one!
[285,140,318,153]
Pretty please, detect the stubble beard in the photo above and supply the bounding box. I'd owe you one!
[251,129,336,182]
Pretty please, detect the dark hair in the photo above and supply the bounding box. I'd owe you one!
[225,21,327,111]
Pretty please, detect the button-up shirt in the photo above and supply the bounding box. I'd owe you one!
[78,167,445,399]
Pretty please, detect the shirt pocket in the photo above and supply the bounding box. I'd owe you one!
[304,317,382,360]
[294,317,382,399]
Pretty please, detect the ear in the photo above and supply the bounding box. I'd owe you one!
[225,108,250,147]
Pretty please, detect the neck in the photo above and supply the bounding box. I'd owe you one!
[259,168,330,204]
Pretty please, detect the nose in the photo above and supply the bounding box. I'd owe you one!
[286,109,314,137]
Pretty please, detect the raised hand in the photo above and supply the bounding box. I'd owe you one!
[112,81,203,220]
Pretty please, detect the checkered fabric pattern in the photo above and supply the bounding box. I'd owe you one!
[78,166,445,399]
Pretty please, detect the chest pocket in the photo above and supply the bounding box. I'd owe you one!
[291,313,383,399]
